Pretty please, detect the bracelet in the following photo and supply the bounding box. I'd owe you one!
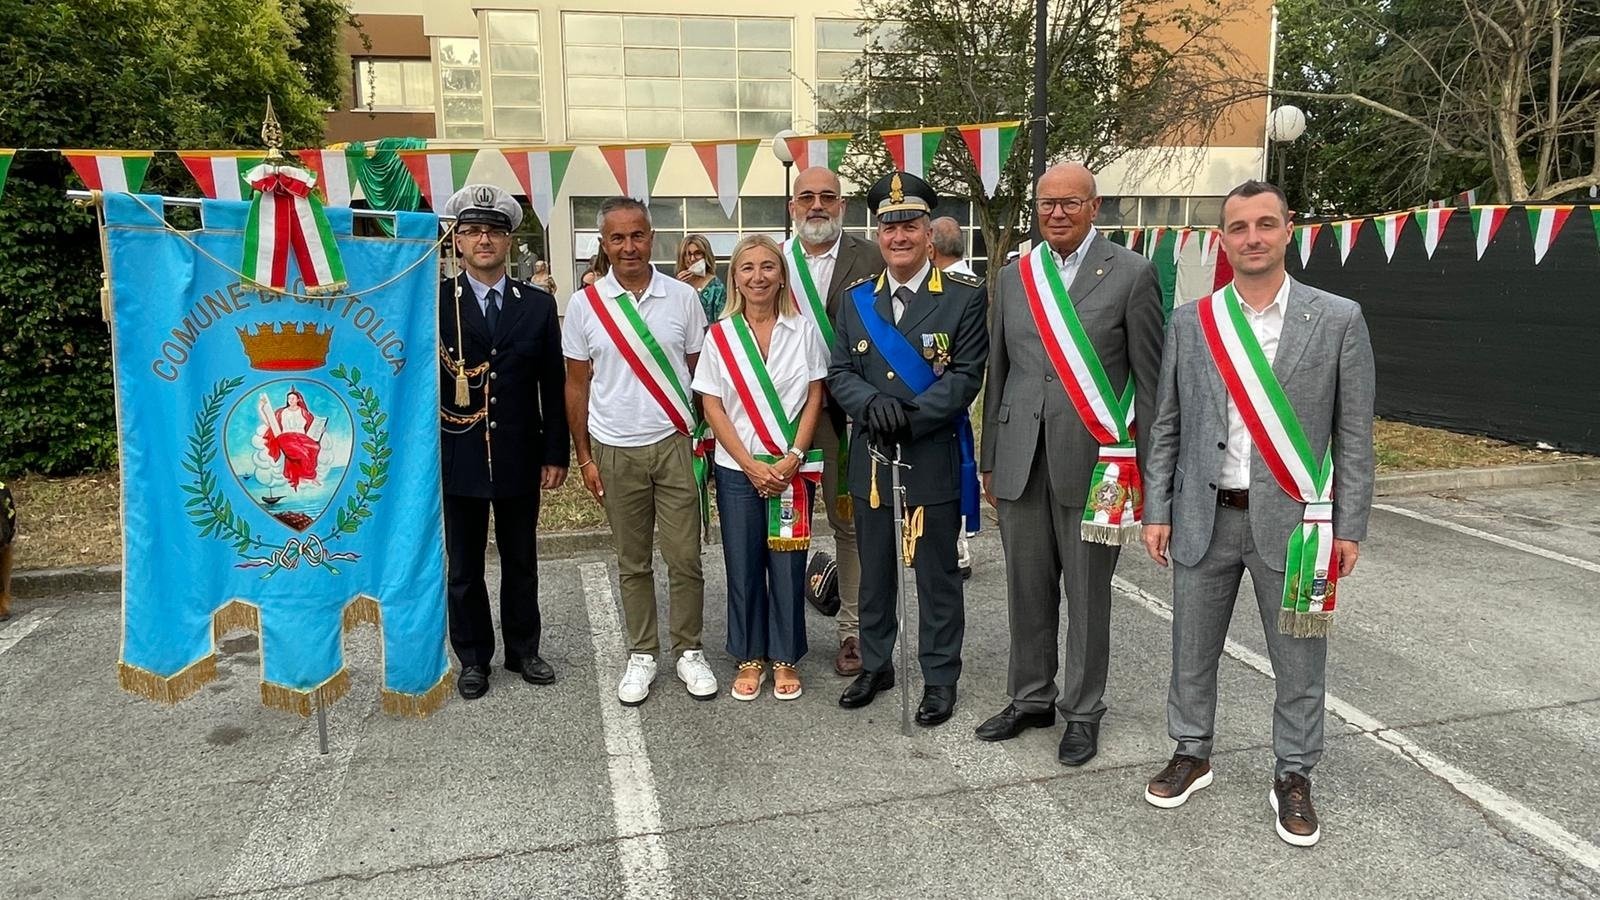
[578,459,596,470]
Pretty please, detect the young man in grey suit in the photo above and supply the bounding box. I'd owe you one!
[1141,180,1375,847]
[976,163,1165,764]
[785,166,886,677]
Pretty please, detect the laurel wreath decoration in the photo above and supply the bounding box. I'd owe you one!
[181,366,389,578]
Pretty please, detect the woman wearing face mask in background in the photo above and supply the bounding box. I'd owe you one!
[676,234,726,326]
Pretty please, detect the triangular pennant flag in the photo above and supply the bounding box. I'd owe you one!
[398,149,480,211]
[1123,228,1143,253]
[1295,223,1322,268]
[956,120,1021,199]
[1198,230,1221,266]
[297,148,360,207]
[1376,211,1410,262]
[1413,207,1454,259]
[690,140,758,219]
[1456,189,1477,207]
[177,151,265,202]
[503,146,576,228]
[1527,206,1575,265]
[0,149,12,202]
[879,127,944,179]
[1145,227,1168,259]
[599,143,670,203]
[783,133,852,172]
[1593,207,1600,251]
[63,150,155,193]
[1469,205,1510,260]
[1334,219,1363,264]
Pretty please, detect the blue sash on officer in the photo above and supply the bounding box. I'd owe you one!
[849,281,981,533]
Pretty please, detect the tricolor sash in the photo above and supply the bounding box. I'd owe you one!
[1017,244,1142,545]
[1198,284,1337,638]
[708,316,825,550]
[847,280,981,533]
[785,238,851,518]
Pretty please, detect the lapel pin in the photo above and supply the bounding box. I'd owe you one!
[1302,312,1310,320]
[1095,268,1104,276]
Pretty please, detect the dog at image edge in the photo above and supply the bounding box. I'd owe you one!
[0,481,14,621]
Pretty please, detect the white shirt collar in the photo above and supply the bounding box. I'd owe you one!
[887,260,932,297]
[1047,229,1096,271]
[793,233,842,261]
[596,268,668,301]
[463,272,508,304]
[1240,275,1292,318]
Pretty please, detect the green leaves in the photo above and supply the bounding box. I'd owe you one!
[329,366,389,544]
[183,377,257,549]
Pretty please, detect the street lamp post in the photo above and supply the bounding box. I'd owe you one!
[773,128,798,238]
[1029,0,1048,244]
[1267,104,1307,189]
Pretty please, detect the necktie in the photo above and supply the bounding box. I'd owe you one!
[484,287,501,336]
[893,285,913,324]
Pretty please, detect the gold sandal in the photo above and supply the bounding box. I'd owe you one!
[731,659,766,701]
[771,661,802,700]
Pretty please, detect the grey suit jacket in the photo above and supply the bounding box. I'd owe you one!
[979,236,1165,507]
[824,231,885,320]
[1142,276,1376,571]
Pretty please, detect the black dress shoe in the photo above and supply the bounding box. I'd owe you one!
[457,665,490,700]
[915,685,957,726]
[510,654,555,685]
[838,668,895,709]
[975,703,1056,741]
[1057,721,1100,766]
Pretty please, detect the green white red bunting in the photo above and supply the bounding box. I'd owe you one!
[1375,211,1410,262]
[1414,207,1454,259]
[177,152,264,202]
[297,148,359,207]
[1295,223,1321,268]
[783,133,852,172]
[1121,228,1143,253]
[1527,205,1574,265]
[690,140,758,218]
[1470,205,1510,260]
[64,150,154,193]
[398,149,480,212]
[879,127,944,179]
[503,146,575,228]
[1333,219,1362,265]
[0,149,12,202]
[600,143,669,203]
[957,120,1020,199]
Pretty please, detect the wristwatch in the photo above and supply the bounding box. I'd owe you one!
[787,446,806,461]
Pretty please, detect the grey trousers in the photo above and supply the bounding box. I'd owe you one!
[855,498,964,685]
[997,441,1119,722]
[1168,504,1327,779]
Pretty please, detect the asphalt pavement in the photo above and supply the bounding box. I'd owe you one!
[2,479,1598,899]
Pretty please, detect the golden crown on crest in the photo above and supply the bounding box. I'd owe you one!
[237,322,334,371]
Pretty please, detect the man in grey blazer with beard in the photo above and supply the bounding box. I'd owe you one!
[977,163,1165,765]
[1140,180,1375,849]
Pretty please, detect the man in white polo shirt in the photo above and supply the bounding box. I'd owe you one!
[564,196,716,706]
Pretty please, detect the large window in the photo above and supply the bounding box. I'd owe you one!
[570,195,789,287]
[814,18,917,126]
[564,14,794,141]
[485,11,545,139]
[437,38,484,139]
[355,59,434,112]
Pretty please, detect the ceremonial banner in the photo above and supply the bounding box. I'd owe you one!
[1528,205,1574,264]
[503,146,575,228]
[957,121,1020,198]
[691,140,758,218]
[398,149,479,211]
[102,192,450,716]
[298,147,360,207]
[64,150,154,193]
[783,133,852,172]
[178,152,265,201]
[879,127,944,179]
[600,143,669,203]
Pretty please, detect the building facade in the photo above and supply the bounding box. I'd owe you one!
[332,1,1272,300]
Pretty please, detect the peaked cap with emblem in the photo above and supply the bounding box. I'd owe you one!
[443,183,524,231]
[866,170,938,224]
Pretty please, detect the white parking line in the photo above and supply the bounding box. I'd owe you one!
[1113,575,1600,875]
[1374,503,1600,576]
[0,607,59,657]
[580,562,672,900]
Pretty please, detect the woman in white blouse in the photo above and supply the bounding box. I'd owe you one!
[692,235,829,701]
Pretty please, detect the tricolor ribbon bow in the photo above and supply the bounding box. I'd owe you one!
[242,163,347,293]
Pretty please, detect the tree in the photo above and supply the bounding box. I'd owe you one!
[0,0,350,474]
[1274,0,1600,208]
[815,0,1253,264]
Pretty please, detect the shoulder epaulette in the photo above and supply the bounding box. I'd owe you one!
[845,274,875,291]
[944,270,982,287]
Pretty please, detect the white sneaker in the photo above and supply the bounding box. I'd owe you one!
[676,649,719,701]
[617,653,657,706]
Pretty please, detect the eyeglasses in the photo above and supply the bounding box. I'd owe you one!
[1035,197,1092,215]
[793,191,842,206]
[458,226,510,239]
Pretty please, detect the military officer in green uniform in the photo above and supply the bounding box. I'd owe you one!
[826,171,989,726]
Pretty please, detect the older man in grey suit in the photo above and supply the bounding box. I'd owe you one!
[977,163,1165,765]
[1140,180,1375,849]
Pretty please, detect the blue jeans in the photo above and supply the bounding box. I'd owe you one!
[715,465,809,663]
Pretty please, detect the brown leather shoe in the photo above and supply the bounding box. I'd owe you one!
[1270,773,1321,846]
[834,636,863,676]
[1143,753,1214,809]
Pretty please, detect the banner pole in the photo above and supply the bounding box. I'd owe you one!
[65,190,452,225]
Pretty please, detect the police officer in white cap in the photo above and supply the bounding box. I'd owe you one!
[439,184,569,700]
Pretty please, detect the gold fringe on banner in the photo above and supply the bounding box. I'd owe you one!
[342,595,381,631]
[117,656,217,705]
[381,670,454,719]
[768,537,811,552]
[212,599,261,642]
[260,669,352,717]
